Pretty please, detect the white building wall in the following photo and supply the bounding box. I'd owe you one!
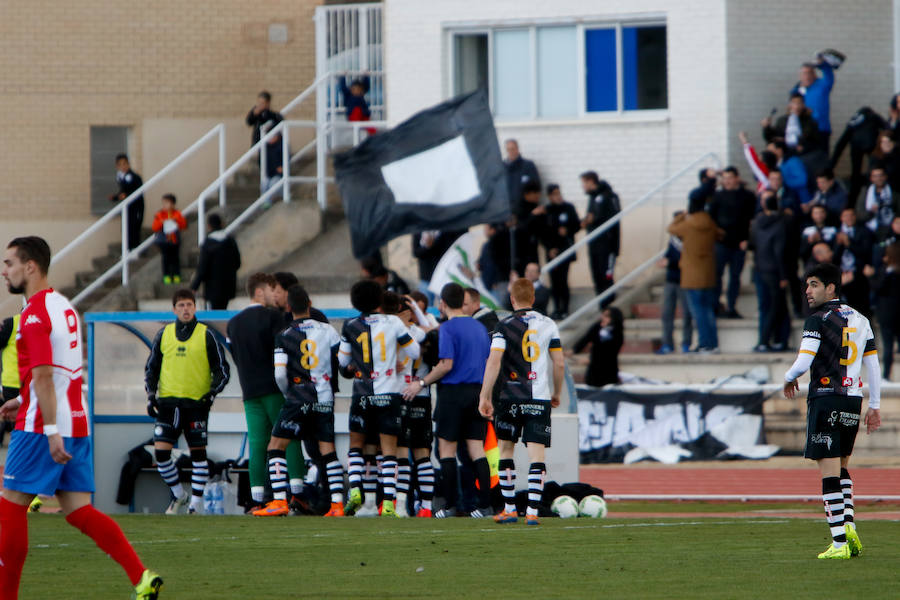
[383,0,730,286]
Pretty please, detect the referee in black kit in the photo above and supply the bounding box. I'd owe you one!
[403,283,492,518]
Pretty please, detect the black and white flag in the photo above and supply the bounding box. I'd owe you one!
[334,89,510,259]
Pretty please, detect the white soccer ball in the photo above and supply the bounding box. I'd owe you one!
[550,495,579,519]
[578,495,608,518]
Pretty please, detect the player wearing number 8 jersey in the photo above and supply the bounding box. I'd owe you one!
[783,263,881,560]
[480,278,565,526]
[0,236,161,599]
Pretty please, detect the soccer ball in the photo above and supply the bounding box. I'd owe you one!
[550,495,579,519]
[578,495,608,518]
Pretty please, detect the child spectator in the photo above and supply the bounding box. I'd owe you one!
[810,168,848,225]
[869,243,900,380]
[656,215,693,354]
[571,307,624,387]
[151,193,187,284]
[337,72,374,135]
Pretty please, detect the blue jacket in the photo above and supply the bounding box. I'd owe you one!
[781,156,811,206]
[791,62,834,133]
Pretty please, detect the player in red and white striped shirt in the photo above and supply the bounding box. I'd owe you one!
[0,236,162,599]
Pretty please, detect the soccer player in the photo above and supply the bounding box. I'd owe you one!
[0,236,162,599]
[479,278,565,526]
[145,289,230,514]
[783,263,881,559]
[340,280,420,517]
[253,285,346,517]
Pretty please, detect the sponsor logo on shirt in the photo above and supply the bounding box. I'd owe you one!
[820,377,830,385]
[802,330,821,339]
[24,315,42,326]
[841,377,853,387]
[527,371,537,380]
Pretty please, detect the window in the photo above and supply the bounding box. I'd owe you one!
[450,20,667,120]
[90,126,130,215]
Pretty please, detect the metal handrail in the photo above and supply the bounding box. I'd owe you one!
[542,151,722,274]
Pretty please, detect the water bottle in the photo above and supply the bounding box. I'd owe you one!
[203,484,215,514]
[212,482,225,515]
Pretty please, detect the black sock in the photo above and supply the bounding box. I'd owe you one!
[822,476,846,545]
[840,468,854,524]
[439,457,458,511]
[472,457,492,509]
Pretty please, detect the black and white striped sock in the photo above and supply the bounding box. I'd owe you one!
[155,449,184,498]
[376,454,384,485]
[823,476,847,546]
[363,454,378,504]
[323,452,344,504]
[348,448,364,494]
[381,455,397,502]
[840,468,854,525]
[527,463,546,517]
[397,457,411,495]
[499,458,516,513]
[415,457,434,510]
[267,449,289,502]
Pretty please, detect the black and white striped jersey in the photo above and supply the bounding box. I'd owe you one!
[491,309,562,402]
[399,324,430,398]
[274,318,341,402]
[801,300,876,399]
[339,313,417,396]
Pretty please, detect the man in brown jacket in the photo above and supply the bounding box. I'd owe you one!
[667,191,725,353]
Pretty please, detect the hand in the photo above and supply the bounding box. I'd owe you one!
[836,232,850,247]
[779,280,788,289]
[402,381,422,401]
[705,168,719,181]
[48,433,72,464]
[801,202,813,214]
[841,271,855,285]
[655,258,667,269]
[738,131,749,145]
[783,379,799,399]
[865,408,881,434]
[564,349,575,358]
[146,397,159,419]
[558,227,567,238]
[531,205,546,216]
[808,232,821,243]
[581,213,594,227]
[118,193,126,201]
[0,398,21,420]
[761,117,772,128]
[478,395,493,419]
[548,248,559,259]
[863,265,876,278]
[739,240,748,251]
[550,395,560,408]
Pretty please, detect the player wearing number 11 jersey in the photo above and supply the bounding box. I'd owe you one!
[783,263,881,560]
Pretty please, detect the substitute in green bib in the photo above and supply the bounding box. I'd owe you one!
[145,289,229,514]
[0,313,20,446]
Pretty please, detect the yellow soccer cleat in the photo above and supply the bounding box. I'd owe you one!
[28,497,43,513]
[817,543,851,560]
[344,488,362,516]
[845,524,862,557]
[380,500,397,517]
[133,569,163,600]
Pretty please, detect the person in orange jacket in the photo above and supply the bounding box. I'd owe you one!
[152,193,188,284]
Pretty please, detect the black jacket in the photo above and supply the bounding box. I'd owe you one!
[533,283,551,315]
[749,212,788,280]
[227,305,285,399]
[145,318,230,403]
[709,186,756,249]
[542,201,581,262]
[763,111,821,153]
[872,267,900,327]
[832,107,887,163]
[505,156,540,216]
[473,307,499,333]
[573,323,622,387]
[584,182,621,255]
[836,224,875,275]
[191,231,241,305]
[246,108,283,146]
[412,230,464,281]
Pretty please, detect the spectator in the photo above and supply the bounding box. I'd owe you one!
[191,214,242,310]
[835,207,874,316]
[762,94,821,155]
[656,220,693,354]
[800,204,838,265]
[512,182,543,274]
[522,262,551,315]
[863,166,899,238]
[360,258,411,295]
[580,171,621,306]
[807,241,837,272]
[504,139,540,218]
[667,193,724,353]
[151,193,187,285]
[337,73,373,127]
[765,139,811,208]
[246,91,283,147]
[872,216,900,269]
[766,168,804,316]
[868,242,900,380]
[738,131,770,194]
[790,52,841,149]
[477,223,512,302]
[461,287,498,332]
[412,230,464,304]
[870,131,900,191]
[709,166,756,318]
[541,184,580,319]
[831,107,887,205]
[109,153,145,251]
[570,307,624,387]
[810,168,849,225]
[749,191,790,352]
[889,94,900,135]
[263,131,286,201]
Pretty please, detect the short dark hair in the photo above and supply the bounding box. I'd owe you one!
[115,153,129,163]
[207,213,223,231]
[162,193,176,205]
[805,262,841,296]
[762,193,779,212]
[722,166,739,177]
[273,271,299,290]
[367,264,389,279]
[360,257,381,277]
[760,150,778,171]
[546,183,560,195]
[522,181,541,195]
[258,91,271,102]
[408,290,429,307]
[172,288,196,306]
[579,171,600,185]
[246,272,276,297]
[7,236,51,275]
[790,92,805,101]
[871,166,886,175]
[463,287,480,301]
[816,167,835,180]
[287,284,311,314]
[768,167,782,176]
[381,291,403,315]
[440,283,465,309]
[350,279,383,314]
[769,139,787,153]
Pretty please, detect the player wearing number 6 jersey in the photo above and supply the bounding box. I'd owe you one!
[253,285,345,517]
[0,236,162,599]
[479,278,565,526]
[783,263,882,560]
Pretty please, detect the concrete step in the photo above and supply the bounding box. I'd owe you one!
[624,317,804,354]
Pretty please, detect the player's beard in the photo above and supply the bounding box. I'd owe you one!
[6,281,24,295]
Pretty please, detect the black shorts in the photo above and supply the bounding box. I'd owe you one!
[434,383,487,443]
[804,395,862,460]
[154,402,210,448]
[271,389,336,444]
[494,398,552,447]
[399,396,433,449]
[349,394,402,439]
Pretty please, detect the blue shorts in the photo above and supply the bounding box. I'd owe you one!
[3,430,94,496]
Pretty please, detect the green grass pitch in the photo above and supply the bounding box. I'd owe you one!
[19,509,900,599]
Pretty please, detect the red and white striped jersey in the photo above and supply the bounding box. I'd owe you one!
[15,289,88,437]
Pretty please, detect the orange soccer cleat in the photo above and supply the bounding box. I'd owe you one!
[416,507,433,518]
[252,499,290,517]
[324,502,345,517]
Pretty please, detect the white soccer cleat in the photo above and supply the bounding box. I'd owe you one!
[165,493,189,515]
[395,493,409,518]
[355,500,379,517]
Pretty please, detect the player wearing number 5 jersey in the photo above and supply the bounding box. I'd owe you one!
[783,263,881,560]
[0,237,162,599]
[253,285,345,517]
[339,280,419,517]
[480,278,565,526]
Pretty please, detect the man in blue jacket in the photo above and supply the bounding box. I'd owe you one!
[791,51,843,150]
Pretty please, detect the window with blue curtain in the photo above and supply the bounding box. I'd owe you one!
[585,28,617,112]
